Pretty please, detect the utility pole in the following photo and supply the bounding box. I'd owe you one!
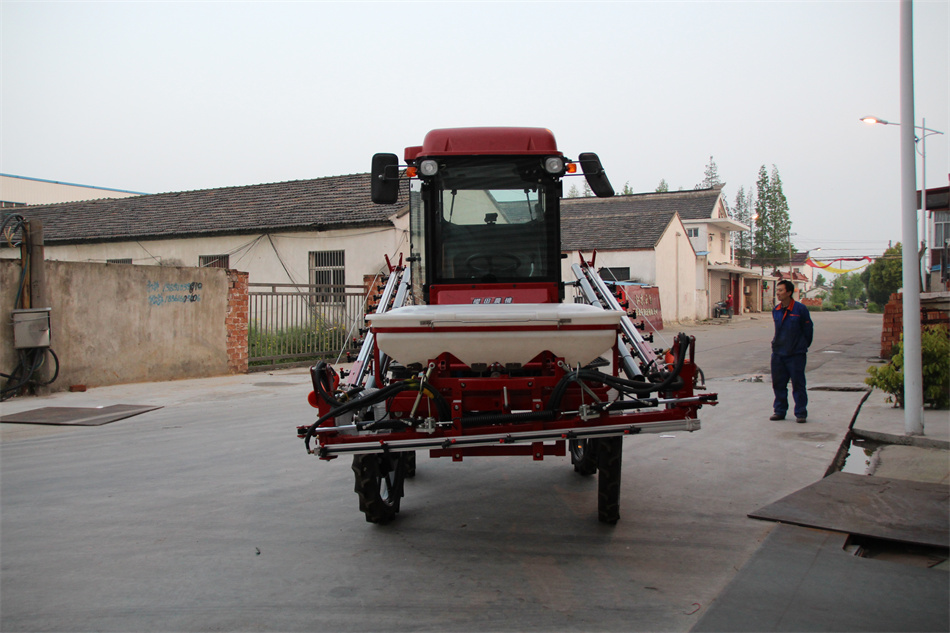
[899,0,924,435]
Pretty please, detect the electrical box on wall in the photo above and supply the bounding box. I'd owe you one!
[12,308,51,349]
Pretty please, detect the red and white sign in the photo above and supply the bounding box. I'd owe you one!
[622,285,663,331]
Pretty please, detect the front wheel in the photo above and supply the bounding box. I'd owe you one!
[352,452,407,524]
[570,439,598,476]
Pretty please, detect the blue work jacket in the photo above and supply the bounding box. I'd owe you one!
[772,299,813,356]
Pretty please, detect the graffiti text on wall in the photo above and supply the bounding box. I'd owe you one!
[147,281,203,307]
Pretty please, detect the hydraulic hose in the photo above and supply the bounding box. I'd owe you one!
[547,332,691,412]
[303,377,450,453]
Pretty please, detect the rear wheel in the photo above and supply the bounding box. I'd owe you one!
[597,437,623,524]
[352,452,407,524]
[570,439,598,476]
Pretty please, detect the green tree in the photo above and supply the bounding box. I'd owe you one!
[696,156,723,189]
[655,179,669,193]
[619,181,634,195]
[753,165,770,265]
[830,272,865,307]
[733,186,753,263]
[867,243,903,305]
[815,272,827,287]
[753,165,793,270]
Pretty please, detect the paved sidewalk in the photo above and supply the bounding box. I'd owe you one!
[693,387,949,632]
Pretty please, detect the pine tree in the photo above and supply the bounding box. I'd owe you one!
[655,179,669,193]
[583,182,593,197]
[769,165,793,269]
[753,165,793,270]
[567,183,580,198]
[753,165,771,265]
[696,156,723,189]
[619,181,634,195]
[733,186,753,263]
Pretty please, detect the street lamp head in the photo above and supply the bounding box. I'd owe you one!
[860,116,894,126]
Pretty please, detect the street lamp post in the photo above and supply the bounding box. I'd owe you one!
[858,1,936,436]
[860,116,944,290]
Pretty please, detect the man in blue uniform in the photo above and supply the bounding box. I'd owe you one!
[770,280,813,423]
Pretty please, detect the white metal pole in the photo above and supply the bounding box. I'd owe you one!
[920,117,928,291]
[900,0,924,435]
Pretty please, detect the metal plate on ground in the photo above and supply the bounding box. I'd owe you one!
[749,471,949,548]
[0,405,162,426]
[692,524,950,633]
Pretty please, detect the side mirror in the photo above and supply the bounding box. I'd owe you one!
[371,153,400,204]
[579,152,614,198]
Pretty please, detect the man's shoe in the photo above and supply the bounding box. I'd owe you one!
[796,417,807,424]
[769,414,785,421]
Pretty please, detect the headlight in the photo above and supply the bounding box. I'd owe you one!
[419,160,439,176]
[544,156,565,174]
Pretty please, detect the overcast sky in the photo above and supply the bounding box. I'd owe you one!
[2,1,947,261]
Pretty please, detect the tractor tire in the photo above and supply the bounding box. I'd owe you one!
[596,436,623,524]
[352,452,406,524]
[570,438,598,476]
[405,451,417,478]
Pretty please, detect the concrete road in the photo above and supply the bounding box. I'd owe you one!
[0,311,883,632]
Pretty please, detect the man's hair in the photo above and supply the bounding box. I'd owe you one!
[778,279,795,293]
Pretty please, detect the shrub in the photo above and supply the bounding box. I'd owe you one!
[866,302,884,314]
[866,325,950,409]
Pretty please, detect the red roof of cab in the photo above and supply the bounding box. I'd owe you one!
[404,127,561,161]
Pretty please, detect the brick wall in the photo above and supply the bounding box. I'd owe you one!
[800,298,822,307]
[880,292,950,357]
[226,270,249,374]
[363,273,387,312]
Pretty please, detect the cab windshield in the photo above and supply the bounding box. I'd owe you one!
[425,157,559,284]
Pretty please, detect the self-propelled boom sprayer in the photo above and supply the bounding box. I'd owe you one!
[297,127,717,524]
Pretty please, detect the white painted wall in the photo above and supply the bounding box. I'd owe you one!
[561,219,697,324]
[0,175,143,205]
[653,218,697,323]
[1,222,411,288]
[560,250,656,286]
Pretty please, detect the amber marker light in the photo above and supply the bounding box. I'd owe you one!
[406,166,418,177]
[566,163,577,174]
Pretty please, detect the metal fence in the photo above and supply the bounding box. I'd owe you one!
[248,283,368,370]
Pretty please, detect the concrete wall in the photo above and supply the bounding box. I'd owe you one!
[1,259,245,392]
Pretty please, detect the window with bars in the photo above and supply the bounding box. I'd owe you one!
[686,228,699,238]
[598,267,630,282]
[199,255,230,268]
[309,250,345,303]
[106,258,133,264]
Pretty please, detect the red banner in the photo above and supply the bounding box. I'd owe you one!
[622,285,663,331]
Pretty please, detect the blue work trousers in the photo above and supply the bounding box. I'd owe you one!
[771,353,808,419]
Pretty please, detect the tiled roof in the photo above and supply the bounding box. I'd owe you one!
[588,187,723,221]
[560,196,679,251]
[5,173,409,244]
[777,270,809,282]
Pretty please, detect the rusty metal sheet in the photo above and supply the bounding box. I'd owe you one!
[750,471,949,548]
[0,405,161,426]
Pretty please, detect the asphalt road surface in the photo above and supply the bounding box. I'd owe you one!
[0,310,884,632]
